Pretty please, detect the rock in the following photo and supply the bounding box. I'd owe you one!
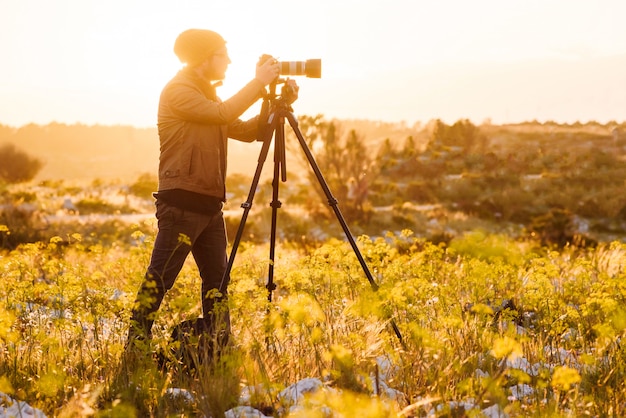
[224,405,270,418]
[0,392,47,418]
[278,377,325,405]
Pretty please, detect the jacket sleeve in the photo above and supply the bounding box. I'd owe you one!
[228,116,260,142]
[164,79,265,124]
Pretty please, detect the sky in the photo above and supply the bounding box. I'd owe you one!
[1,0,626,128]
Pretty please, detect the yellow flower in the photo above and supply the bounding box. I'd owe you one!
[131,230,145,240]
[178,233,191,246]
[551,366,581,391]
[491,336,523,361]
[0,376,13,395]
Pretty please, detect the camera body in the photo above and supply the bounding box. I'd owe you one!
[259,54,322,78]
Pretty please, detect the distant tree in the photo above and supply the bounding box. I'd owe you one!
[430,119,486,153]
[376,138,397,171]
[402,135,417,157]
[0,143,43,183]
[378,137,395,155]
[288,115,377,220]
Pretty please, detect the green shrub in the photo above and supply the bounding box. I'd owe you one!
[129,173,157,199]
[0,143,43,183]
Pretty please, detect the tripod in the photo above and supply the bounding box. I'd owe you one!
[222,80,403,345]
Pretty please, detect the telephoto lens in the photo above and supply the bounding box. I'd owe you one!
[279,59,322,78]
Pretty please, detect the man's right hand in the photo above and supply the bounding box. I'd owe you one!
[255,57,280,86]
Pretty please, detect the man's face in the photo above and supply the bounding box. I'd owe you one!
[200,47,230,81]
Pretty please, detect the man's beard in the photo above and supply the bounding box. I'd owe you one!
[203,66,226,82]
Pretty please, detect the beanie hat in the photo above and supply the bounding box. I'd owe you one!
[174,29,226,66]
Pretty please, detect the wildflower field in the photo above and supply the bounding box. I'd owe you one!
[1,220,625,416]
[1,119,626,416]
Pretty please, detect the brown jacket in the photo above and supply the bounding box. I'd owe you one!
[157,68,265,199]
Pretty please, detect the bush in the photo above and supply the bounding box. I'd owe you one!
[0,143,43,183]
[406,181,437,203]
[0,204,48,248]
[129,173,158,199]
[525,208,595,248]
[75,197,137,215]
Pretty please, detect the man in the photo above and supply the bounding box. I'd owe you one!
[127,29,291,348]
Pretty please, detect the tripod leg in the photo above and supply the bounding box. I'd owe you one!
[220,115,279,291]
[284,111,405,346]
[266,115,286,302]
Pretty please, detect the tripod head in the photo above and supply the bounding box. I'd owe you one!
[257,78,297,142]
[265,78,298,108]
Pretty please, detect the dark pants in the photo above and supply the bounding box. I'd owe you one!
[128,201,229,342]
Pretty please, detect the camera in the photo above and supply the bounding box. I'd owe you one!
[260,55,322,78]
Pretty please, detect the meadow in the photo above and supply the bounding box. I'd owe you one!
[1,119,626,417]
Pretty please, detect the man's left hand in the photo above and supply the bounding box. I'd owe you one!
[282,78,299,105]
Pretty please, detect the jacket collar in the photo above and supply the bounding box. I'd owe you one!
[179,67,217,99]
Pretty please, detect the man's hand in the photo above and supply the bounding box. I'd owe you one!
[255,57,280,86]
[282,78,299,104]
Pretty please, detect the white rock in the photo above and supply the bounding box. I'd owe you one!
[482,403,509,418]
[0,392,47,418]
[505,356,542,376]
[427,399,477,416]
[165,388,194,403]
[278,377,324,405]
[509,384,534,401]
[224,405,270,418]
[374,355,397,381]
[371,380,405,402]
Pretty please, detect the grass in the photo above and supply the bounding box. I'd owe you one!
[1,224,626,416]
[0,119,625,415]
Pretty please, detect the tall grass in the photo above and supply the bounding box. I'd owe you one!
[1,225,625,416]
